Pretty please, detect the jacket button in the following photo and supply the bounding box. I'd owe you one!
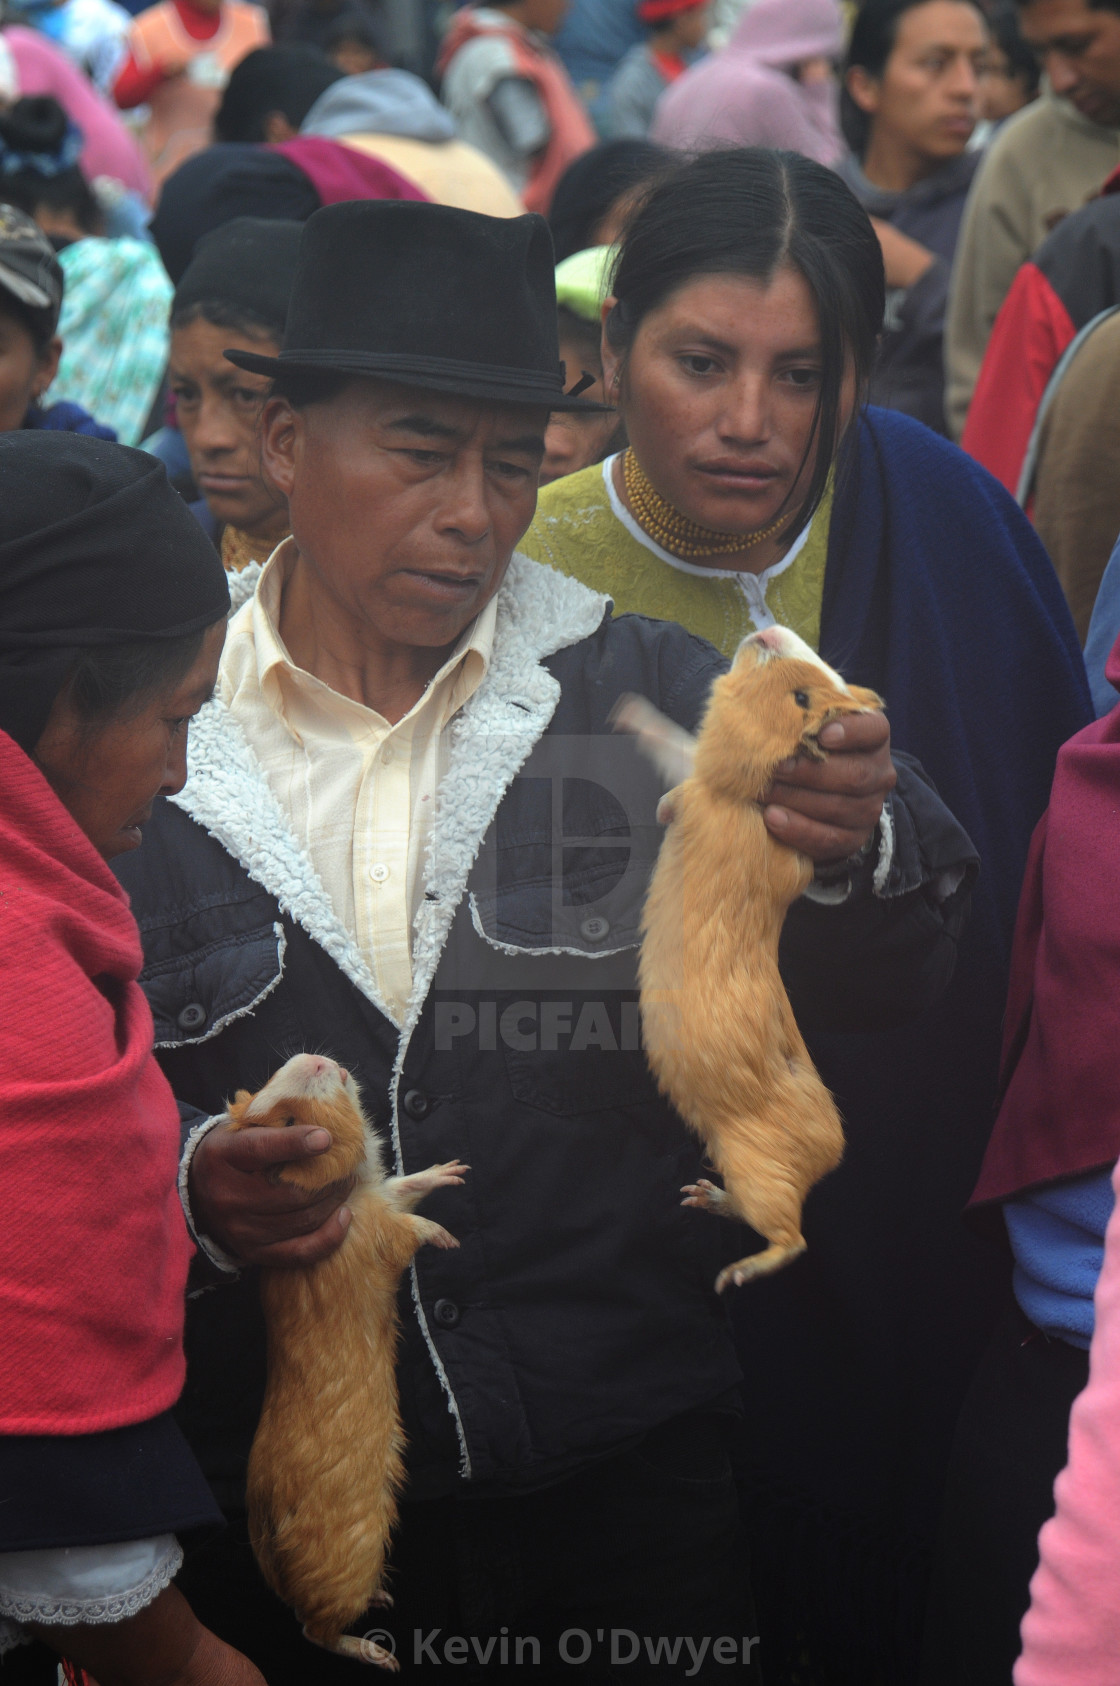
[402,1089,431,1120]
[580,915,610,942]
[433,1298,460,1328]
[177,1002,207,1032]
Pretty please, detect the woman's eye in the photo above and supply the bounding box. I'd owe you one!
[794,690,810,709]
[680,354,718,376]
[783,367,822,389]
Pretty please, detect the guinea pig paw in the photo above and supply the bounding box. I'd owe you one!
[415,1218,459,1250]
[680,1178,729,1214]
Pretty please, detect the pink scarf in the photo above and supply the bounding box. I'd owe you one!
[0,730,191,1432]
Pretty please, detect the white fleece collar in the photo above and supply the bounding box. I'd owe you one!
[172,553,608,1032]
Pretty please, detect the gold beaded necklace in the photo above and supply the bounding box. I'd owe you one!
[622,447,790,561]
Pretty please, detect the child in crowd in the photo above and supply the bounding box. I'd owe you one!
[594,0,709,139]
[436,0,594,211]
[111,0,269,183]
[167,215,297,574]
[0,202,115,438]
[0,95,170,444]
[542,243,625,482]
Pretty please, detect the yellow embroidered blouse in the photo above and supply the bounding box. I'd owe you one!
[520,455,833,659]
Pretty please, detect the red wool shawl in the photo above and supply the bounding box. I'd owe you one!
[0,729,191,1433]
[973,636,1120,1205]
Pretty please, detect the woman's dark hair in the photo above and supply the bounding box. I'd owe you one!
[0,96,103,234]
[61,629,210,729]
[170,296,286,344]
[606,148,885,539]
[214,44,343,143]
[841,0,988,154]
[549,140,672,264]
[987,2,1040,97]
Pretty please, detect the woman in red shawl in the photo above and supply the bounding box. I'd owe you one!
[0,432,263,1685]
[921,637,1120,1684]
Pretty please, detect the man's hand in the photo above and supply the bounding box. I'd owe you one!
[189,1119,354,1268]
[762,710,896,865]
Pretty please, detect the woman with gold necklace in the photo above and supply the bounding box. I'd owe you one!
[521,147,1093,1686]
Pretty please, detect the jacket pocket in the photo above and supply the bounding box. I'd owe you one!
[143,921,287,1048]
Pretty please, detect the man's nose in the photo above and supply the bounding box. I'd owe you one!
[437,461,491,543]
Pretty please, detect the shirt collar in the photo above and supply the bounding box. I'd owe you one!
[250,536,498,738]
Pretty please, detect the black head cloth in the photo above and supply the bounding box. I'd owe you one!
[172,215,304,341]
[0,432,230,753]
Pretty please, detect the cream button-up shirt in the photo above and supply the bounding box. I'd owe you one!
[219,539,498,1026]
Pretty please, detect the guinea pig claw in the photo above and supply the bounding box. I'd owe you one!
[680,1178,729,1214]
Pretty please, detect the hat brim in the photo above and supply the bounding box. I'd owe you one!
[225,347,612,412]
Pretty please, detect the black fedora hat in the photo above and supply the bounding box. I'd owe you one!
[225,199,607,411]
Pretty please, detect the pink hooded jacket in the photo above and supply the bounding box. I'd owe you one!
[651,0,843,166]
[1015,1150,1120,1686]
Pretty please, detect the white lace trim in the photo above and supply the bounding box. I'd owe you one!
[0,1537,182,1630]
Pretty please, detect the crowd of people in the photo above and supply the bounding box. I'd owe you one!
[3,0,1120,1683]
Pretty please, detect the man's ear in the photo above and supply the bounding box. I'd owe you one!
[845,63,880,116]
[259,395,299,499]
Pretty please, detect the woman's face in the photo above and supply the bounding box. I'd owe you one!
[170,317,290,536]
[601,268,854,536]
[34,620,226,860]
[0,304,60,432]
[540,338,624,485]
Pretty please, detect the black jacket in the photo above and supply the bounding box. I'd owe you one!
[118,562,976,1512]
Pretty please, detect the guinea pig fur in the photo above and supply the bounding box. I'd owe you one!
[226,1053,467,1669]
[630,626,883,1291]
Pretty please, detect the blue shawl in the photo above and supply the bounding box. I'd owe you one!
[732,407,1091,1679]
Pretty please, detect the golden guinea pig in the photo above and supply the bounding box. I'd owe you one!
[616,626,883,1292]
[226,1053,468,1669]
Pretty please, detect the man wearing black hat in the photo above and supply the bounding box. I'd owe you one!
[117,200,975,1681]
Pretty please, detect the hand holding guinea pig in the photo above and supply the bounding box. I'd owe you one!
[762,707,896,864]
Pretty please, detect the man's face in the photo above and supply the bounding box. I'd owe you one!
[1020,0,1120,125]
[260,379,548,651]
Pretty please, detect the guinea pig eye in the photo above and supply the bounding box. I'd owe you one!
[283,1115,296,1128]
[793,690,810,709]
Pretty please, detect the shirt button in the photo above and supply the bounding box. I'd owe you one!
[177,1002,207,1032]
[433,1298,460,1328]
[370,863,390,883]
[580,915,610,943]
[381,746,394,765]
[402,1089,431,1120]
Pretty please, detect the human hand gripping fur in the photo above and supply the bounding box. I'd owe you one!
[226,1055,468,1670]
[615,627,884,1292]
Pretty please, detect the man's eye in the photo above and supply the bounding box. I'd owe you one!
[491,460,532,480]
